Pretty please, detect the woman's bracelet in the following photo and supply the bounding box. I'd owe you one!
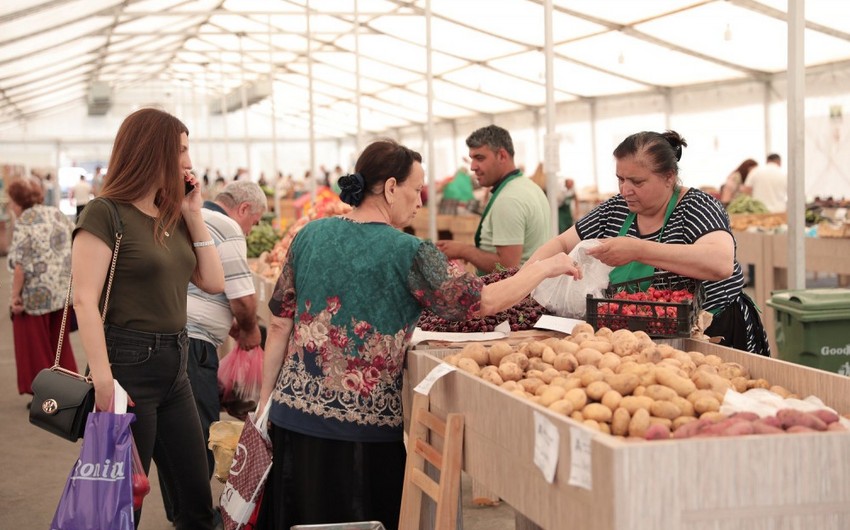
[192,239,215,248]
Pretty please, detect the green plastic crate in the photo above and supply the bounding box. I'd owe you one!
[766,288,850,376]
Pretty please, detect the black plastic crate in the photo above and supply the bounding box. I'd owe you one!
[585,274,703,338]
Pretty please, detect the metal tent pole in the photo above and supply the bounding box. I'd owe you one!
[544,0,559,237]
[787,0,806,289]
[426,0,437,242]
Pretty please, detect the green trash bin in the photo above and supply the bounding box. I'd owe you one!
[767,288,850,376]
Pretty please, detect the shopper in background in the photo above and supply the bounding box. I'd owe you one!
[436,125,550,274]
[527,130,769,356]
[7,177,77,399]
[256,139,580,530]
[557,177,580,233]
[742,153,786,213]
[719,158,758,207]
[72,107,224,529]
[160,180,266,524]
[72,173,92,221]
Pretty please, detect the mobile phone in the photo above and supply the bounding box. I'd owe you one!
[185,180,195,195]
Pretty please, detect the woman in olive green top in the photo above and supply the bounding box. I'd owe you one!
[72,108,224,530]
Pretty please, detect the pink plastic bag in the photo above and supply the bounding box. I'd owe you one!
[218,346,264,420]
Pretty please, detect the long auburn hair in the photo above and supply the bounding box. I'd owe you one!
[100,108,189,244]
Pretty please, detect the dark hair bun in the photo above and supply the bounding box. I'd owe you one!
[338,172,366,206]
[662,130,688,161]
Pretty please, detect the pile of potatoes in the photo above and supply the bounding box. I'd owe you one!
[442,323,815,440]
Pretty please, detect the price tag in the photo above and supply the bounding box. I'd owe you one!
[568,426,593,490]
[413,363,456,395]
[532,411,559,483]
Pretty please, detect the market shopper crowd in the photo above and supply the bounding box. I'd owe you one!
[14,105,773,530]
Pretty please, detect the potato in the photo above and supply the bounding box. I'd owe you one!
[693,396,720,415]
[518,377,546,395]
[443,354,460,366]
[583,403,613,423]
[686,350,706,365]
[656,344,676,359]
[633,385,646,397]
[576,348,604,367]
[752,419,784,435]
[721,420,755,437]
[510,389,529,400]
[692,371,731,395]
[654,367,697,397]
[500,352,529,371]
[582,419,601,432]
[644,423,671,440]
[628,408,651,438]
[534,383,552,397]
[579,370,605,388]
[619,395,654,415]
[553,352,578,372]
[703,354,723,367]
[553,340,580,355]
[777,409,828,431]
[827,422,848,432]
[672,416,698,431]
[498,361,523,382]
[598,352,622,372]
[480,366,504,386]
[527,341,547,358]
[487,342,514,366]
[730,376,749,393]
[644,384,678,402]
[460,343,489,366]
[747,378,771,390]
[457,357,481,375]
[699,411,727,423]
[612,337,641,357]
[570,332,594,345]
[595,327,614,340]
[611,328,636,342]
[500,381,520,392]
[769,385,793,399]
[673,417,713,439]
[564,388,589,410]
[571,322,595,336]
[717,362,749,380]
[810,409,840,425]
[541,346,558,365]
[570,411,585,422]
[528,357,553,373]
[786,425,817,433]
[650,400,682,420]
[538,386,567,407]
[540,367,561,384]
[585,380,612,401]
[547,399,574,416]
[604,373,640,396]
[637,346,664,365]
[601,390,623,411]
[611,407,631,436]
[648,416,673,429]
[550,376,582,392]
[597,422,611,435]
[579,340,614,354]
[671,396,695,417]
[687,389,723,405]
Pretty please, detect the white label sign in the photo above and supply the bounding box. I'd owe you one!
[532,411,559,483]
[413,363,456,395]
[568,426,593,490]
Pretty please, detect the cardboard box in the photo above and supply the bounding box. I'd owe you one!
[407,338,850,529]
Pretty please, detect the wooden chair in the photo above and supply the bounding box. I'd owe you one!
[399,392,464,530]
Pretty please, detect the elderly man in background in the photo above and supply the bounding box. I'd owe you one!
[161,180,267,525]
[436,124,550,274]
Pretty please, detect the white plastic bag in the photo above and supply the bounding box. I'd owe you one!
[532,239,614,318]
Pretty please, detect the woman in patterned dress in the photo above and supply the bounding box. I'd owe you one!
[7,178,77,398]
[528,130,769,356]
[256,139,580,530]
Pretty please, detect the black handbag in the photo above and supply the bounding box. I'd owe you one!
[29,198,123,441]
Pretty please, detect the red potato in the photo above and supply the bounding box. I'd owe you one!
[809,409,840,425]
[722,421,755,436]
[673,417,714,439]
[786,425,817,433]
[828,422,848,432]
[752,419,785,435]
[644,423,671,441]
[777,409,828,431]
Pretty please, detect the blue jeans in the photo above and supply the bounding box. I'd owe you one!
[104,323,215,530]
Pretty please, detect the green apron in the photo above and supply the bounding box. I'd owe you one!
[473,169,521,276]
[608,187,680,291]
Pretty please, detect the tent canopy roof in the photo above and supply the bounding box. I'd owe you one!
[2,0,850,136]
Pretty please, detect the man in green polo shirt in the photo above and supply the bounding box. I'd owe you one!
[436,125,550,274]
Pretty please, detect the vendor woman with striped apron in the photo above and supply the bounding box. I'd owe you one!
[526,130,769,356]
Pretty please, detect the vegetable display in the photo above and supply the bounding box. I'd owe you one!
[246,222,282,258]
[442,322,848,440]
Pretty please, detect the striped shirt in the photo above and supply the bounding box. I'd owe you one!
[575,188,743,313]
[186,206,255,346]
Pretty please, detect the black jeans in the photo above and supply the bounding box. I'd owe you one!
[161,337,221,522]
[104,324,215,530]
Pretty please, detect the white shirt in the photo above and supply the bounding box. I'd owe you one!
[747,162,786,213]
[72,180,92,205]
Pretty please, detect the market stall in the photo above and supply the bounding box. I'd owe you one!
[407,332,850,530]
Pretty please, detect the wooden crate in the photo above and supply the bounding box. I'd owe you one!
[407,339,850,530]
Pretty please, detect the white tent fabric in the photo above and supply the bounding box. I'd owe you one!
[0,0,849,201]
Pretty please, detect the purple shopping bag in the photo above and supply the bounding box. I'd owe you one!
[51,411,136,530]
